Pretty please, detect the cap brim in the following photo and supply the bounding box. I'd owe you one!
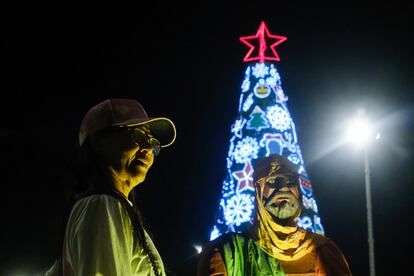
[114,117,176,148]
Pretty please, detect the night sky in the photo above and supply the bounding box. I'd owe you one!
[1,1,413,275]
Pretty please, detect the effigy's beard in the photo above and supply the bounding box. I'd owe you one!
[264,195,300,222]
[252,193,314,261]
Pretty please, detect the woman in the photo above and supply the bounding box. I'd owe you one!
[46,98,176,276]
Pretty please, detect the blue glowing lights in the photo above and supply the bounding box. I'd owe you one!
[210,62,325,240]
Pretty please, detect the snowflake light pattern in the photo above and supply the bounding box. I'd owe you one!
[224,193,254,226]
[266,105,292,131]
[233,137,260,164]
[252,63,269,78]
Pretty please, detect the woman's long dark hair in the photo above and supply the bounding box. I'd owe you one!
[56,137,160,275]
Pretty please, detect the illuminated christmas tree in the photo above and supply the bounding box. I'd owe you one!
[210,21,325,240]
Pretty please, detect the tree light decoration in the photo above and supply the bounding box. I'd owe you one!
[240,21,287,63]
[210,22,324,240]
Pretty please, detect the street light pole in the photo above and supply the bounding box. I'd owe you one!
[346,113,378,276]
[363,147,376,276]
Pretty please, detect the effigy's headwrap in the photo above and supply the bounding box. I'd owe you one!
[250,154,315,261]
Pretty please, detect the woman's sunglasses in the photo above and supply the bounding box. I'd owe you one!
[127,127,161,156]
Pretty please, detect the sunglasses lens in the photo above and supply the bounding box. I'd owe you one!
[131,128,161,156]
[131,128,147,144]
[150,138,161,156]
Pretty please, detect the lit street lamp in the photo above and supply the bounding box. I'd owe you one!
[346,115,378,276]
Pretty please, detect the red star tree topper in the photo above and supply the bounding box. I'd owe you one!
[239,21,287,63]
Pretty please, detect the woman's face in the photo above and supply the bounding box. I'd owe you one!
[94,125,155,187]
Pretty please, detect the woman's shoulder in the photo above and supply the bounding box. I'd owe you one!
[66,194,133,235]
[69,194,128,223]
[73,194,121,209]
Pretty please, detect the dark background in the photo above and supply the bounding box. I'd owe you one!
[1,1,413,275]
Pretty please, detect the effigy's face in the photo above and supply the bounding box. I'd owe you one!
[256,162,300,220]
